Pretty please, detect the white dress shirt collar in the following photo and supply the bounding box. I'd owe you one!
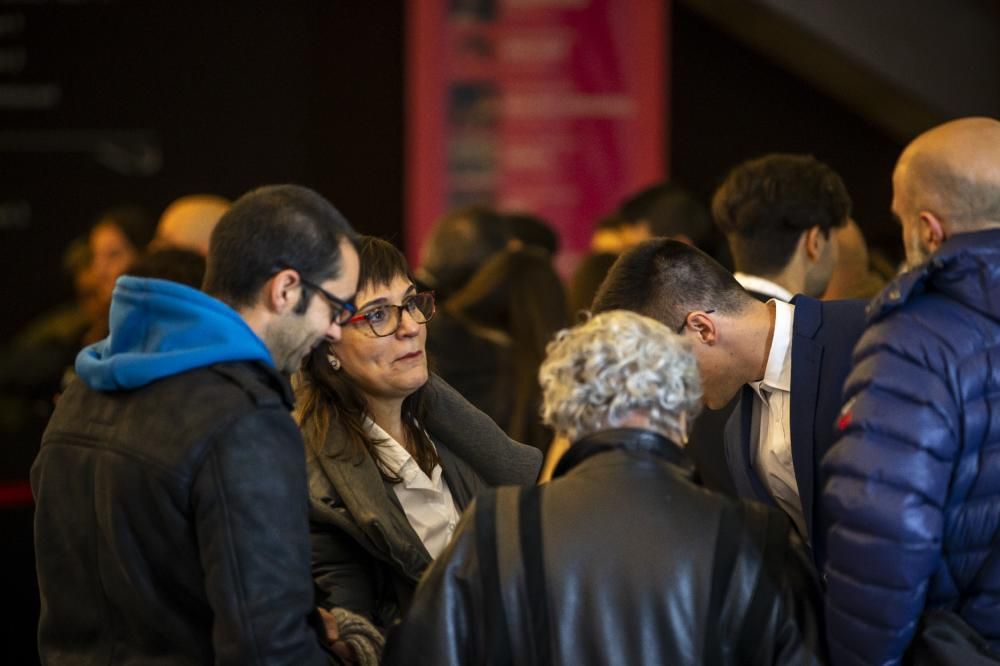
[748,299,807,539]
[750,299,794,398]
[733,272,794,303]
[365,419,460,559]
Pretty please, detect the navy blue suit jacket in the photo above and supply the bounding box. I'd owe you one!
[723,296,867,567]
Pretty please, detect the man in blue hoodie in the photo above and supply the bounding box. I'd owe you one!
[31,184,361,664]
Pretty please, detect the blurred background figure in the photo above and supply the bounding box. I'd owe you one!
[620,180,729,267]
[712,153,850,301]
[431,247,569,453]
[821,217,890,300]
[125,248,207,289]
[568,212,630,316]
[88,205,156,309]
[0,202,154,446]
[569,181,719,317]
[85,205,157,345]
[502,211,559,257]
[414,204,510,302]
[589,208,650,254]
[419,205,568,452]
[151,194,231,256]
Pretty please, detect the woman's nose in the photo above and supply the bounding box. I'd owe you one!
[396,307,420,336]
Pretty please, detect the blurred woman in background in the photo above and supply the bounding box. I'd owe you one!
[434,247,569,453]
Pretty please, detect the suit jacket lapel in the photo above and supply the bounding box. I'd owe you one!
[789,296,823,548]
[724,386,775,505]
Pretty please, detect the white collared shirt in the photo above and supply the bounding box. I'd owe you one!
[367,420,461,559]
[733,272,794,303]
[748,299,808,539]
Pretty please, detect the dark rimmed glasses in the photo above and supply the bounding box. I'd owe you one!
[676,309,715,334]
[299,277,357,326]
[348,292,436,337]
[271,264,357,325]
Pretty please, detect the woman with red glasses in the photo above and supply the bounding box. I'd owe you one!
[294,236,540,663]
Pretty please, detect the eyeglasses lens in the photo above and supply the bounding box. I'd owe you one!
[369,293,435,336]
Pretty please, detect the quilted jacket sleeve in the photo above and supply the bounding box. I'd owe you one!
[192,408,331,665]
[821,327,961,666]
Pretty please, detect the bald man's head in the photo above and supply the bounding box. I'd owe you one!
[153,194,231,256]
[893,117,1000,267]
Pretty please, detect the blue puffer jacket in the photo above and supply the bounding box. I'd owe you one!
[821,228,1000,666]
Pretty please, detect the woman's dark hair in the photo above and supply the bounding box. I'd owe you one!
[445,247,569,450]
[295,236,438,481]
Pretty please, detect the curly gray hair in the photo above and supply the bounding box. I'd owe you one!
[539,310,702,442]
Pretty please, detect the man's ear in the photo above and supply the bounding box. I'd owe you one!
[265,269,301,314]
[804,225,826,262]
[686,311,718,345]
[919,211,946,253]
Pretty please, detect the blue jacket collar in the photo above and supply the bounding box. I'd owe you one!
[867,227,1000,324]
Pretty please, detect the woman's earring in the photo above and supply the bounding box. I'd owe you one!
[328,354,341,371]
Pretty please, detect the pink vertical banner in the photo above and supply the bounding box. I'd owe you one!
[406,0,667,271]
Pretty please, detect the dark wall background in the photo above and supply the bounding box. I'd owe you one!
[2,1,405,342]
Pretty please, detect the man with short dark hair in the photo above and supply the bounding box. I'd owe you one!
[656,154,852,496]
[821,117,1000,665]
[713,153,851,301]
[32,184,360,664]
[593,239,866,568]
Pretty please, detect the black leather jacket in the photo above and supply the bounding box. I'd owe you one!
[385,428,825,665]
[32,362,332,664]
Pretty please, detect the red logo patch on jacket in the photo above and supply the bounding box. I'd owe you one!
[837,396,857,431]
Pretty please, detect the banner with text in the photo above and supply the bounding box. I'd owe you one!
[406,0,668,272]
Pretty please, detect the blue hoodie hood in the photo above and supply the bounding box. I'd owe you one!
[76,276,274,391]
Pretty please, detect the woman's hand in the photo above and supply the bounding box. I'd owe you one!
[317,607,358,664]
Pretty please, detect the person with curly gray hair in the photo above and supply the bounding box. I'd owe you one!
[539,309,701,444]
[384,310,825,665]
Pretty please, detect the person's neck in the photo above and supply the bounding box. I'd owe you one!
[368,397,409,452]
[757,264,803,297]
[616,411,686,446]
[751,300,777,383]
[236,303,269,344]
